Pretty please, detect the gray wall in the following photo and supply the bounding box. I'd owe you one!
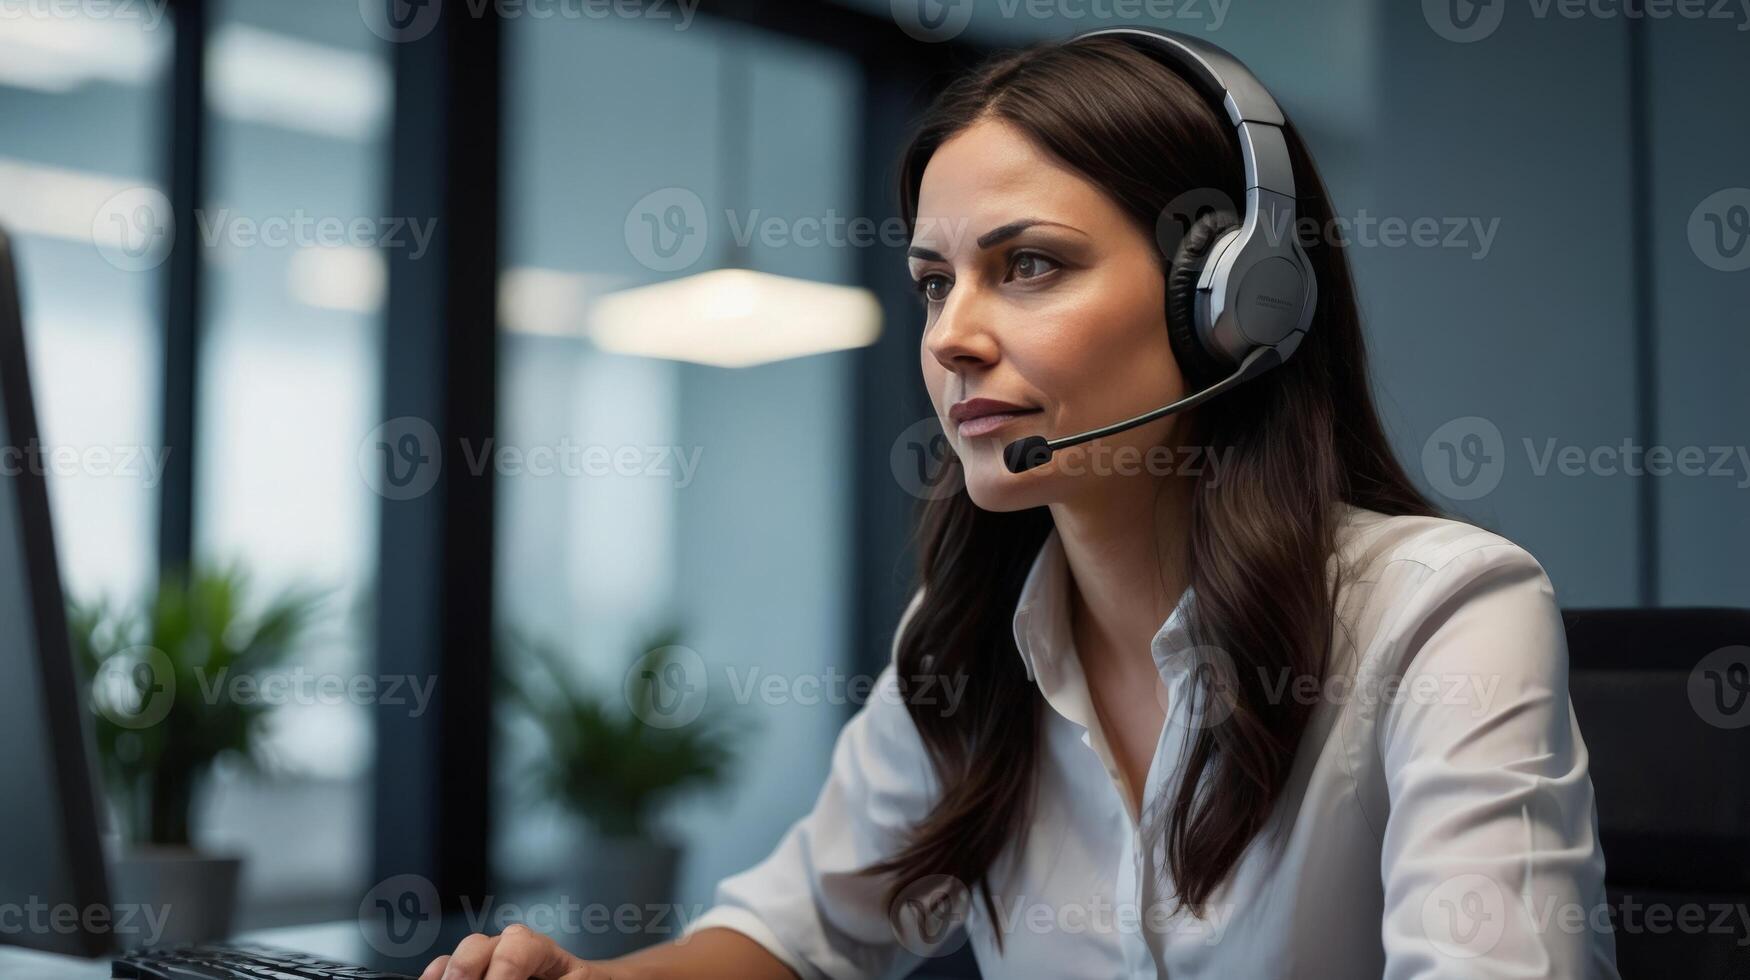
[1644,16,1750,606]
[1367,2,1644,605]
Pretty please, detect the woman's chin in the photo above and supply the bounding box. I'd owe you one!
[962,464,1052,512]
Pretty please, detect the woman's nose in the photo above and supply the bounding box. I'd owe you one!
[925,289,1001,373]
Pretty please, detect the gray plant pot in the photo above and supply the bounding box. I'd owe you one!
[572,835,681,960]
[110,847,244,949]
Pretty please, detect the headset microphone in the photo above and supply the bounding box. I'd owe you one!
[1002,25,1319,476]
[1003,345,1281,474]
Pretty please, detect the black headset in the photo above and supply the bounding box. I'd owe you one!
[1003,26,1319,474]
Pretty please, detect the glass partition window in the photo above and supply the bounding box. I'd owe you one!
[0,8,172,607]
[494,15,863,917]
[191,0,389,927]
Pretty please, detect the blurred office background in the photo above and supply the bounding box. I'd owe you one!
[1,0,1744,951]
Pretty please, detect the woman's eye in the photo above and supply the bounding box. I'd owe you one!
[914,274,951,305]
[1009,251,1060,281]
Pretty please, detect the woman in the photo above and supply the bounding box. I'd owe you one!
[424,30,1618,979]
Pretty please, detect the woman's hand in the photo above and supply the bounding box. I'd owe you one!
[420,923,632,980]
[421,923,793,980]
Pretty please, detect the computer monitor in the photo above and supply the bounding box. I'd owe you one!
[0,224,115,958]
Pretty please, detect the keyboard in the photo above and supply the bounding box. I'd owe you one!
[112,943,416,980]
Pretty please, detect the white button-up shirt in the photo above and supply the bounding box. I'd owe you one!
[685,506,1619,978]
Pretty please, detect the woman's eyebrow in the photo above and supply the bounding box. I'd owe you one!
[907,218,1086,263]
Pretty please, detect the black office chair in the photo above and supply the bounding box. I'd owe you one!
[1563,607,1750,979]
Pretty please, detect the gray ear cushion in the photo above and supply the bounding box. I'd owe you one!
[1165,210,1241,388]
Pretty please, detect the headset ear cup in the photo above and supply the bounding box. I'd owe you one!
[1165,210,1241,389]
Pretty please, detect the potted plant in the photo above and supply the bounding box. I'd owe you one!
[496,626,745,957]
[68,566,324,946]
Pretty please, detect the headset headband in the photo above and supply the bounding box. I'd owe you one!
[1071,26,1296,207]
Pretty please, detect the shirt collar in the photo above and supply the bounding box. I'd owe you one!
[1010,525,1198,687]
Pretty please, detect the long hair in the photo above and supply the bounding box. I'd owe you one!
[861,35,1441,936]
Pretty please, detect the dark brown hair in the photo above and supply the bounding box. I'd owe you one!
[862,35,1440,936]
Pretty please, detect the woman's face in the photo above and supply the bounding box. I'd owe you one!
[910,116,1193,512]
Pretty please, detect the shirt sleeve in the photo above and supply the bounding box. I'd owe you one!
[1374,541,1619,979]
[681,589,939,980]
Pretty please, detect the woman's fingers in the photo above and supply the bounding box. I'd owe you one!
[481,924,583,980]
[434,932,499,980]
[422,925,596,980]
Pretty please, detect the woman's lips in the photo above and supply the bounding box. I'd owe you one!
[957,409,1041,438]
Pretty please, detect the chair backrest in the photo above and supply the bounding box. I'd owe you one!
[1562,607,1750,978]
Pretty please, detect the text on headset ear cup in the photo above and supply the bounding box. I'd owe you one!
[1164,209,1241,389]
